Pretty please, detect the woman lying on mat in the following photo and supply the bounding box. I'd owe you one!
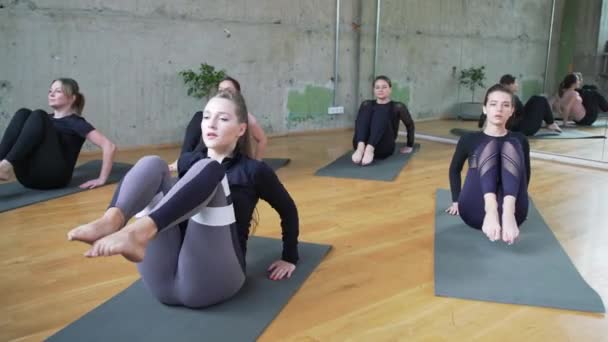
[0,78,116,189]
[554,73,608,127]
[478,74,561,135]
[351,75,415,165]
[68,90,299,308]
[446,84,531,245]
[168,76,267,171]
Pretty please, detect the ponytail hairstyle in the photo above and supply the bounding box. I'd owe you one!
[52,78,85,115]
[558,74,578,97]
[211,90,254,159]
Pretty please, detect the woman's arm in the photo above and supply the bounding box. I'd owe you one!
[248,113,267,160]
[255,163,299,280]
[395,102,415,151]
[448,135,469,205]
[80,130,116,189]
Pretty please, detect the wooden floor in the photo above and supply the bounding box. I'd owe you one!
[416,118,608,162]
[2,130,608,341]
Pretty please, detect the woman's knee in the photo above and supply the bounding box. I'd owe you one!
[136,155,168,169]
[14,108,32,118]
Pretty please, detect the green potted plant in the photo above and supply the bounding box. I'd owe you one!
[457,65,486,120]
[179,63,226,100]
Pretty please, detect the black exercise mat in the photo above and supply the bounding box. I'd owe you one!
[47,236,332,341]
[0,160,132,213]
[314,143,420,182]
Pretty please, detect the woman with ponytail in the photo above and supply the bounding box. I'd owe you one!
[0,78,116,189]
[68,90,299,307]
[556,73,608,126]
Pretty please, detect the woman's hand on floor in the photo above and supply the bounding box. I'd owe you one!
[267,260,296,281]
[79,178,106,189]
[445,202,459,215]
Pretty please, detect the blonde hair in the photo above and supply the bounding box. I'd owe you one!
[51,78,85,115]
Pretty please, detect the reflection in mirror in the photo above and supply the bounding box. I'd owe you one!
[374,0,608,162]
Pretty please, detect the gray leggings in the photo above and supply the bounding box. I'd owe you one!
[109,155,245,308]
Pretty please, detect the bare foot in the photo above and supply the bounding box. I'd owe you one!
[501,212,520,245]
[352,143,365,164]
[0,160,15,181]
[502,196,520,244]
[68,208,125,244]
[168,160,178,172]
[361,145,375,166]
[85,217,157,262]
[481,210,501,242]
[547,123,562,133]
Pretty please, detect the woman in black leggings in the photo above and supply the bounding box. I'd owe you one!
[0,78,116,189]
[479,74,561,136]
[351,75,415,165]
[556,73,608,126]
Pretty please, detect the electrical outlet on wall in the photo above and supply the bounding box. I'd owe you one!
[328,106,344,114]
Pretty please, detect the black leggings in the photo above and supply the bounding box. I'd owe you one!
[0,108,71,189]
[576,89,608,126]
[352,110,395,159]
[510,96,555,136]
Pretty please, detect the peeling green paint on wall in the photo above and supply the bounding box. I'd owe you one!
[287,86,332,126]
[391,82,410,105]
[521,79,543,102]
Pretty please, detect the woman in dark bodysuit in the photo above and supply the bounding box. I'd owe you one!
[0,78,116,189]
[68,90,299,308]
[447,84,530,245]
[351,75,416,165]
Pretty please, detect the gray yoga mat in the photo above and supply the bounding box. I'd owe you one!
[314,143,420,182]
[450,127,606,139]
[555,119,608,128]
[434,189,605,313]
[0,160,132,213]
[47,236,332,342]
[263,158,291,171]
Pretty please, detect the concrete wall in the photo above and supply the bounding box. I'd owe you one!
[0,0,361,149]
[1,0,564,149]
[375,0,556,113]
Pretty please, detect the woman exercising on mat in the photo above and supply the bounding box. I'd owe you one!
[68,90,299,308]
[447,84,531,245]
[0,78,116,189]
[351,75,415,165]
[555,73,608,126]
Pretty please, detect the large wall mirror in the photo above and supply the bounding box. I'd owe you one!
[373,0,608,163]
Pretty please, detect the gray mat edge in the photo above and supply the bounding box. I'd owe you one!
[433,188,605,313]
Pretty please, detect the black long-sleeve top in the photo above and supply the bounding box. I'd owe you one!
[448,131,531,202]
[177,146,299,264]
[359,100,416,147]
